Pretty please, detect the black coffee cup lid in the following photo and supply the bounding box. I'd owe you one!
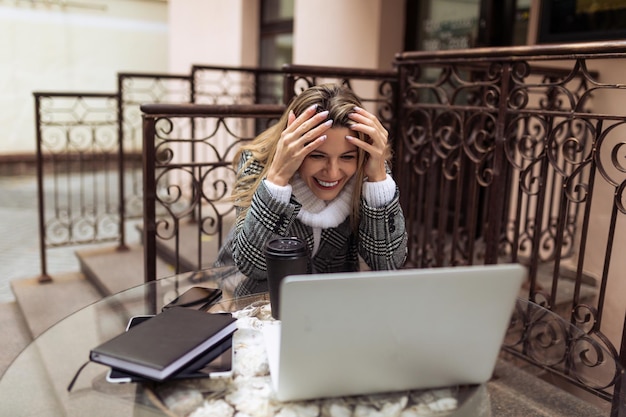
[266,237,307,254]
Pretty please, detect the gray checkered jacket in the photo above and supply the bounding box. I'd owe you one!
[215,151,408,295]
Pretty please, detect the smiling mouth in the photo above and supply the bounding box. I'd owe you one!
[315,178,341,189]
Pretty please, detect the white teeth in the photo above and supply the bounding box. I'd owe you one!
[317,179,339,187]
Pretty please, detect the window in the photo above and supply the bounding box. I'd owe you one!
[404,0,526,50]
[259,0,293,68]
[405,0,481,51]
[538,0,626,43]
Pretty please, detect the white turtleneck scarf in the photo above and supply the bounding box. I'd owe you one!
[263,174,353,254]
[263,172,396,255]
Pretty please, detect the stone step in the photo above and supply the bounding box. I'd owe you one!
[9,235,204,347]
[76,243,175,297]
[490,359,608,416]
[135,221,229,275]
[0,301,32,377]
[3,243,178,378]
[3,271,103,377]
[10,272,102,339]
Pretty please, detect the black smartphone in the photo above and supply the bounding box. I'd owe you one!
[162,286,222,312]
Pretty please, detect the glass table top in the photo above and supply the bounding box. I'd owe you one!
[0,266,618,417]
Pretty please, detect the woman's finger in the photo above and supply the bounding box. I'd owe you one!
[268,108,331,186]
[285,105,326,135]
[348,107,388,144]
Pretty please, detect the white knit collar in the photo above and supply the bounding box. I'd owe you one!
[291,173,354,228]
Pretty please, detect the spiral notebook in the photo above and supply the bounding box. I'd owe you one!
[263,264,526,401]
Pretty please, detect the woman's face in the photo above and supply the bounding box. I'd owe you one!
[298,127,358,201]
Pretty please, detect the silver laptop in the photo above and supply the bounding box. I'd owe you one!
[263,263,525,402]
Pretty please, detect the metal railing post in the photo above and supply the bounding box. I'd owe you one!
[34,93,52,283]
[142,113,158,283]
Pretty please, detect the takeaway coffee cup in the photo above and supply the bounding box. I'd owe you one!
[265,237,310,319]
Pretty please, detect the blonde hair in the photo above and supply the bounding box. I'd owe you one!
[232,84,389,229]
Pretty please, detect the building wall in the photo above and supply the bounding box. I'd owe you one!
[293,0,404,70]
[1,0,403,155]
[167,0,404,72]
[0,1,168,155]
[168,0,259,71]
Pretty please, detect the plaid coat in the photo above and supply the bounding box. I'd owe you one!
[216,151,408,295]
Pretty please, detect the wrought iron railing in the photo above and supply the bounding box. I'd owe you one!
[117,72,193,248]
[34,92,120,281]
[394,40,626,414]
[191,64,284,105]
[138,66,399,282]
[506,297,624,408]
[34,65,399,281]
[141,103,285,282]
[34,67,279,279]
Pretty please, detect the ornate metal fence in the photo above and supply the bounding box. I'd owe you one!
[394,41,626,413]
[191,64,283,105]
[34,64,400,281]
[34,92,119,281]
[117,72,193,248]
[141,103,285,282]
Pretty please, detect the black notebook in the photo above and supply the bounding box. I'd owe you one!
[106,315,233,383]
[90,307,237,381]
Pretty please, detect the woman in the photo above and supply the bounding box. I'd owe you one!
[216,84,407,295]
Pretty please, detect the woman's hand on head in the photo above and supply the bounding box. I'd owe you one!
[266,105,333,186]
[346,107,388,182]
